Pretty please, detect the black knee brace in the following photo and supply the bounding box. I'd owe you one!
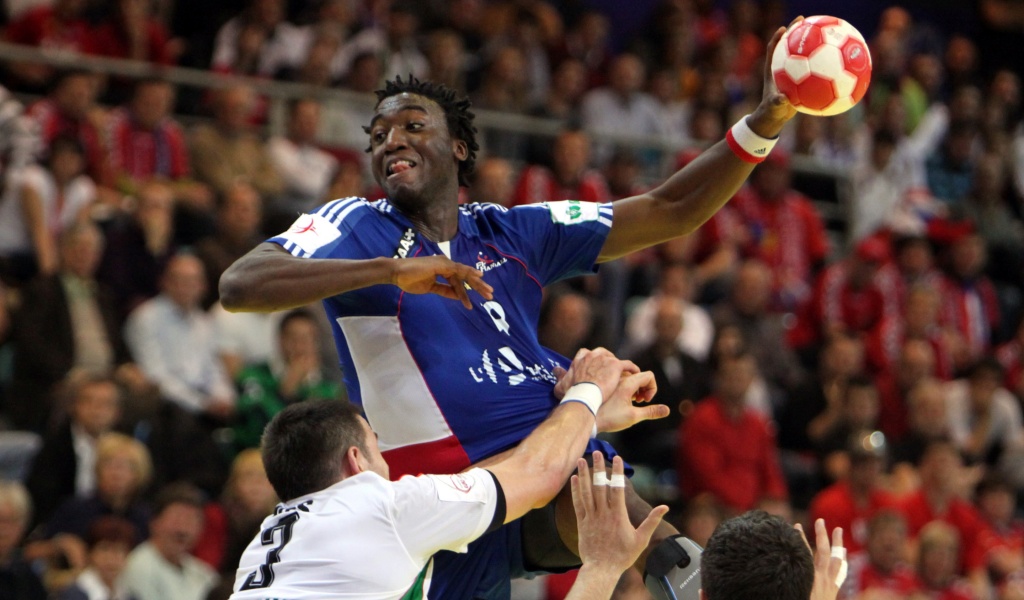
[644,535,703,600]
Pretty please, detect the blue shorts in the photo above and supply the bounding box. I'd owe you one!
[427,439,627,600]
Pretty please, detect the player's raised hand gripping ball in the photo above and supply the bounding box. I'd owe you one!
[770,16,872,116]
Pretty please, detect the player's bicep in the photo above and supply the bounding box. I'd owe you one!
[598,193,664,262]
[391,469,502,559]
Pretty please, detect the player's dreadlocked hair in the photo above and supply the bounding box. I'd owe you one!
[367,74,479,187]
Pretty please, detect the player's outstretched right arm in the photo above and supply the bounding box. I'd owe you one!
[219,242,493,312]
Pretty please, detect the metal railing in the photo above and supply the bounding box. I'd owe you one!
[0,41,853,244]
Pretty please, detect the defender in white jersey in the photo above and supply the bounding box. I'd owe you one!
[230,349,668,600]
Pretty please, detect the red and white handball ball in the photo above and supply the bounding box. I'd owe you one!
[770,16,872,116]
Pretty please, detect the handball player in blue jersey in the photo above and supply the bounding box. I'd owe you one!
[221,23,798,600]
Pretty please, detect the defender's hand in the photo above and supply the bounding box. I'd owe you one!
[572,453,669,574]
[391,255,494,309]
[796,518,846,600]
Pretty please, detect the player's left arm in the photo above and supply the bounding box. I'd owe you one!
[597,23,798,263]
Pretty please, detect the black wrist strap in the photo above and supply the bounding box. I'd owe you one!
[645,534,692,577]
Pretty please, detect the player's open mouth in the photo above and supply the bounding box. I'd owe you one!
[386,159,417,178]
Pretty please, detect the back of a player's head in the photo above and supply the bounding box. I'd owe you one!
[701,511,814,600]
[262,400,367,501]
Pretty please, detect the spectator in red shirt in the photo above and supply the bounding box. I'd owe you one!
[875,339,941,443]
[868,284,957,381]
[27,70,112,188]
[940,233,1000,366]
[794,236,888,350]
[899,440,988,572]
[87,0,177,65]
[915,521,978,600]
[969,474,1024,596]
[677,352,788,514]
[875,234,944,321]
[4,0,91,89]
[731,149,830,310]
[843,510,920,599]
[107,80,212,212]
[512,129,610,206]
[809,438,897,554]
[995,317,1024,400]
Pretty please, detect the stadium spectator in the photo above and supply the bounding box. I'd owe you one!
[874,234,944,320]
[193,181,263,308]
[473,45,530,158]
[0,481,45,600]
[0,85,41,188]
[210,0,308,78]
[106,80,212,211]
[624,262,714,361]
[712,259,802,392]
[199,449,276,576]
[793,237,888,350]
[276,23,342,86]
[512,128,609,206]
[850,128,923,241]
[538,289,595,359]
[122,483,217,600]
[55,516,138,600]
[940,232,1000,364]
[265,99,338,229]
[677,352,788,514]
[875,339,942,443]
[524,57,587,167]
[809,437,896,555]
[580,53,663,163]
[8,222,137,434]
[335,0,426,82]
[550,11,612,90]
[96,181,177,319]
[731,149,830,310]
[960,154,1024,275]
[425,29,467,94]
[25,375,123,527]
[970,474,1024,596]
[124,253,235,421]
[944,358,1024,467]
[0,135,94,285]
[4,0,92,90]
[25,71,111,186]
[779,334,865,455]
[467,156,515,207]
[813,377,882,483]
[890,377,951,484]
[899,440,987,571]
[867,284,955,381]
[232,309,342,451]
[915,521,977,600]
[926,121,982,206]
[842,510,919,599]
[188,85,284,203]
[87,0,177,66]
[995,318,1024,399]
[620,296,708,472]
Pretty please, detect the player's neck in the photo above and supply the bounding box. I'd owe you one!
[393,191,460,242]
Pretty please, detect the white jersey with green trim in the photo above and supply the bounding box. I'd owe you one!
[229,468,498,599]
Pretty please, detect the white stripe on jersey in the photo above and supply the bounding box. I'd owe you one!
[337,315,454,451]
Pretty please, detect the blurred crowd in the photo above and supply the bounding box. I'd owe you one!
[0,0,1023,599]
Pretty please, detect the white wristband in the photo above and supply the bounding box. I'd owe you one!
[726,115,778,163]
[561,382,602,437]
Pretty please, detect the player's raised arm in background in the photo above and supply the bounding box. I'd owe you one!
[484,350,668,523]
[219,243,493,312]
[597,21,799,263]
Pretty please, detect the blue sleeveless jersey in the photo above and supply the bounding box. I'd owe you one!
[268,197,613,478]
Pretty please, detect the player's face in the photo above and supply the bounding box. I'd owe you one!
[357,417,390,480]
[368,93,467,206]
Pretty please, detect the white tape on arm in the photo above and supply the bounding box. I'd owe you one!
[560,382,602,438]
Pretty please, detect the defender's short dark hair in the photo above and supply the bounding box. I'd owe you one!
[702,511,815,600]
[261,401,368,501]
[368,75,479,187]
